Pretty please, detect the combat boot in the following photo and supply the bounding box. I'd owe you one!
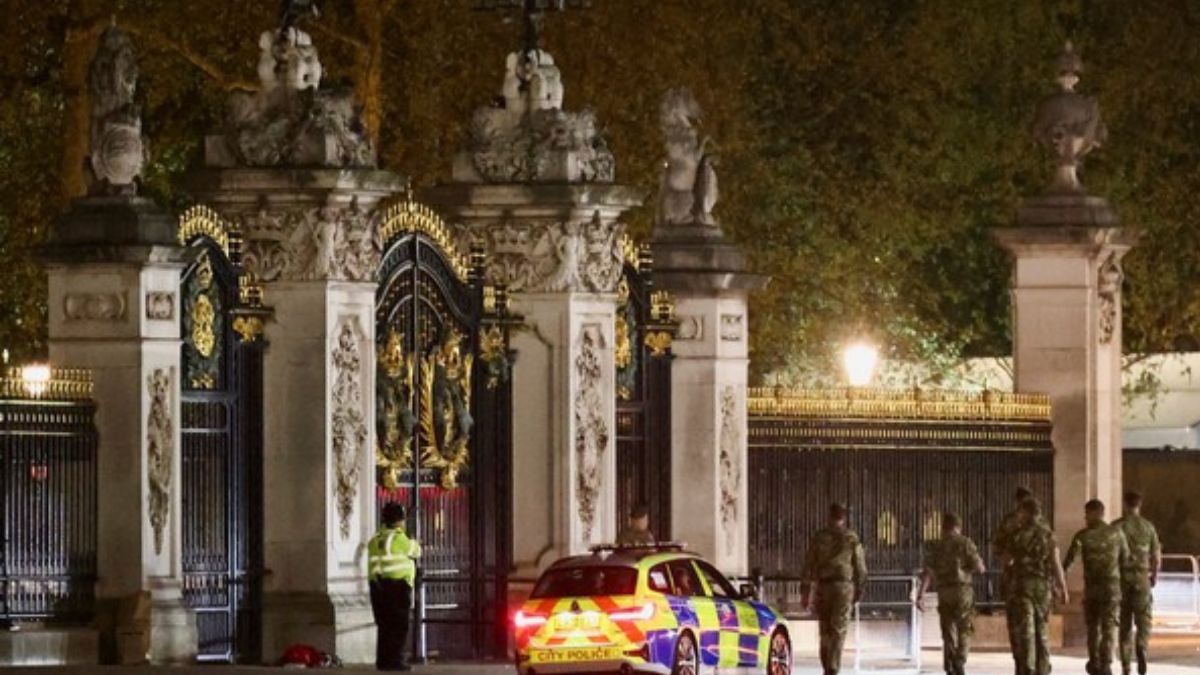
[1136,647,1147,675]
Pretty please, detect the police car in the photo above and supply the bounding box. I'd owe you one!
[513,544,791,674]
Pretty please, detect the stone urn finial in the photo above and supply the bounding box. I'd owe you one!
[1030,41,1107,195]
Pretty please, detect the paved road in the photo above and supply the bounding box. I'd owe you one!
[6,648,1200,674]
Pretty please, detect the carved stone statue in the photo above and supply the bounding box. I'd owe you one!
[87,25,145,195]
[657,88,718,228]
[454,49,614,183]
[1030,42,1107,194]
[207,23,374,168]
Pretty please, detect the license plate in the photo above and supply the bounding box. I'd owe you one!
[555,612,601,629]
[529,646,623,664]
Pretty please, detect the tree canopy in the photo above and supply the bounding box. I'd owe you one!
[1,0,1198,383]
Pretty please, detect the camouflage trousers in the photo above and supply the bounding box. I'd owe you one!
[815,581,855,675]
[937,584,974,675]
[1006,579,1052,675]
[1119,580,1153,674]
[1083,586,1120,675]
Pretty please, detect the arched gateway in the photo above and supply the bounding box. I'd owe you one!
[373,199,515,660]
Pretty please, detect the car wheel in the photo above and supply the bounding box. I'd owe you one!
[767,628,791,675]
[671,631,699,675]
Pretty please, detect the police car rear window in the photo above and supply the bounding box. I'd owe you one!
[531,566,639,598]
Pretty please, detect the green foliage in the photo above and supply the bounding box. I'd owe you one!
[1,0,1198,382]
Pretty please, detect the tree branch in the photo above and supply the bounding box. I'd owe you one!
[121,22,257,91]
[309,22,368,51]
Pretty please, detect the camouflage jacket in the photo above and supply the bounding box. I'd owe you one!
[924,533,983,589]
[1113,513,1161,580]
[993,509,1049,560]
[802,526,868,589]
[615,527,655,546]
[1064,522,1129,590]
[1008,520,1056,582]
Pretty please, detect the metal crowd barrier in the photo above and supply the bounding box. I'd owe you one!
[853,575,922,674]
[1153,554,1200,632]
[748,573,922,674]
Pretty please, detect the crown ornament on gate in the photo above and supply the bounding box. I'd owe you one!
[1030,41,1107,195]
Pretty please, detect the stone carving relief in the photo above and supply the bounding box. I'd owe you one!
[718,386,741,556]
[458,50,614,183]
[332,316,368,540]
[239,201,380,283]
[147,368,173,556]
[462,213,625,293]
[63,292,127,322]
[1097,252,1123,345]
[88,26,145,195]
[145,292,174,321]
[720,314,744,342]
[210,23,374,168]
[573,325,609,543]
[675,315,703,341]
[1030,42,1107,194]
[658,88,718,228]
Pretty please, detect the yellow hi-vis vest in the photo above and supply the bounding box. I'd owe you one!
[367,527,421,584]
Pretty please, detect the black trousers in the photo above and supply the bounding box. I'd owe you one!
[369,578,413,670]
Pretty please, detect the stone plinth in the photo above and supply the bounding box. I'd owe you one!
[425,183,641,571]
[42,198,196,665]
[652,228,766,575]
[189,168,403,664]
[995,194,1136,641]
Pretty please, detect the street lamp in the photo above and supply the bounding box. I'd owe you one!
[842,342,879,388]
[20,364,51,398]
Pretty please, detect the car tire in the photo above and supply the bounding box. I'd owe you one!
[671,631,699,675]
[766,628,791,675]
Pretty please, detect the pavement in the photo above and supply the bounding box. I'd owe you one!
[4,646,1200,674]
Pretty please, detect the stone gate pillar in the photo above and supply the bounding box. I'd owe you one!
[426,49,640,572]
[42,27,196,664]
[188,23,401,663]
[651,90,767,575]
[994,45,1135,636]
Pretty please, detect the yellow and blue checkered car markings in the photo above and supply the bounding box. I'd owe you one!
[514,551,785,673]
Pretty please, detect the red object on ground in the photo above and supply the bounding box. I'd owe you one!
[280,643,324,668]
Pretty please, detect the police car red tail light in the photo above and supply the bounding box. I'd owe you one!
[608,602,655,622]
[514,609,548,629]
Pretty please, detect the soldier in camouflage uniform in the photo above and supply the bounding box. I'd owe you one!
[1064,499,1130,675]
[916,513,986,675]
[1113,491,1162,675]
[802,503,868,675]
[993,487,1048,664]
[1006,498,1069,675]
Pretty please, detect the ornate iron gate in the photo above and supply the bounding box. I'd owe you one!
[374,199,514,660]
[614,244,676,540]
[178,207,268,663]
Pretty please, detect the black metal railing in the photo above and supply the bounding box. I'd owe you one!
[748,390,1055,590]
[0,370,98,625]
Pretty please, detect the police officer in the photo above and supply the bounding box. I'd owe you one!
[1007,498,1069,675]
[916,512,985,675]
[1064,500,1130,675]
[615,503,655,546]
[367,503,422,672]
[1113,491,1162,675]
[801,503,868,675]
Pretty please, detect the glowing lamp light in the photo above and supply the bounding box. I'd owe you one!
[20,364,51,398]
[842,342,879,388]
